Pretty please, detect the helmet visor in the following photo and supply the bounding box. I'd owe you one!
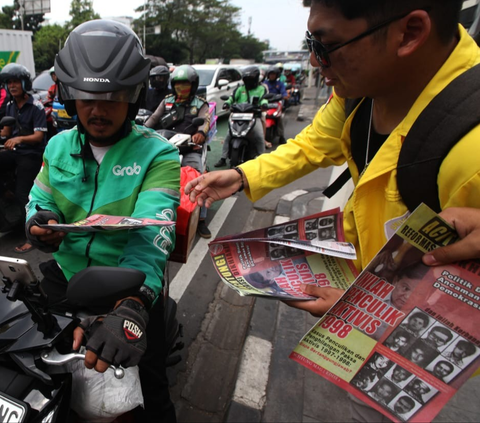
[59,83,142,103]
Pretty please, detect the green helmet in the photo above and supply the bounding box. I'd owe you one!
[171,65,199,96]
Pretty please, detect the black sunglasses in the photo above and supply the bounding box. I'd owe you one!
[306,10,421,68]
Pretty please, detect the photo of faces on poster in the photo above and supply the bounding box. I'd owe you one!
[393,308,480,383]
[350,352,393,393]
[304,217,336,241]
[266,222,302,260]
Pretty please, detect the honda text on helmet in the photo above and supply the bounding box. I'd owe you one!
[54,19,151,120]
[0,63,32,94]
[242,66,260,90]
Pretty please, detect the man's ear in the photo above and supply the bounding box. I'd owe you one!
[396,10,431,58]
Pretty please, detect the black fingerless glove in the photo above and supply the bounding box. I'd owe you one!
[82,299,149,368]
[26,210,61,253]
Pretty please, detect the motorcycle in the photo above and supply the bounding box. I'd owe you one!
[220,94,270,168]
[264,93,284,145]
[0,258,183,422]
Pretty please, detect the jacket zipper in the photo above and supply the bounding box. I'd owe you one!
[85,163,100,265]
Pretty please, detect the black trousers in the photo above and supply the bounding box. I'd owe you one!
[39,260,177,423]
[0,150,43,208]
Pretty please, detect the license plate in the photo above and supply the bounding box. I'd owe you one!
[0,392,28,423]
[231,113,254,121]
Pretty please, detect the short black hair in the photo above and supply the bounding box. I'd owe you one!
[455,340,477,356]
[311,0,462,44]
[408,311,430,327]
[430,326,454,342]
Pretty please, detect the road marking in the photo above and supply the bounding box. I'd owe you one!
[169,196,237,302]
[232,335,272,409]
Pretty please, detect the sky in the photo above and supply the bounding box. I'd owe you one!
[0,0,310,51]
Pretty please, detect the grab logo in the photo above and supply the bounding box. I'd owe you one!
[113,163,142,176]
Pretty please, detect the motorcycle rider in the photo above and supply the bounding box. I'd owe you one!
[0,63,47,252]
[264,66,288,145]
[47,66,58,102]
[145,65,212,238]
[214,65,269,168]
[24,20,179,422]
[145,64,171,112]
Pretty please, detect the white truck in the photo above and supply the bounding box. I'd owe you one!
[0,29,35,75]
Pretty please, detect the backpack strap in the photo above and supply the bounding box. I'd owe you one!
[397,63,480,213]
[323,97,363,198]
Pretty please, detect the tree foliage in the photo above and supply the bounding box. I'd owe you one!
[33,24,69,71]
[133,0,269,64]
[66,0,100,32]
[0,2,44,33]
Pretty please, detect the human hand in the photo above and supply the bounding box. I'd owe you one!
[192,132,205,145]
[184,169,244,208]
[75,299,149,372]
[283,284,345,318]
[422,207,480,266]
[222,103,230,110]
[26,211,65,252]
[4,137,21,150]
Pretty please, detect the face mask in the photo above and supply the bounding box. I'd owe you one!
[174,82,191,103]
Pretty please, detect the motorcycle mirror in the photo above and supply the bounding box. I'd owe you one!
[0,116,16,127]
[220,95,230,101]
[66,267,146,307]
[192,117,204,127]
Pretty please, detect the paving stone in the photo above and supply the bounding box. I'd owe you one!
[182,343,240,413]
[204,300,253,350]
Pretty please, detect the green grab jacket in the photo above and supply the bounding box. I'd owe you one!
[27,123,181,300]
[225,84,268,107]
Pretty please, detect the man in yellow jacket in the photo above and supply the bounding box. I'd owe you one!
[186,0,480,417]
[187,0,480,298]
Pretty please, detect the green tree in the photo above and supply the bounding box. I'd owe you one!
[66,0,100,32]
[33,24,69,71]
[134,0,253,64]
[0,5,16,29]
[0,2,44,34]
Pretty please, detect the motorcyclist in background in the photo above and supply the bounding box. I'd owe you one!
[0,63,47,253]
[24,20,179,422]
[276,62,287,83]
[47,66,59,102]
[145,64,172,112]
[264,66,288,145]
[145,65,212,238]
[214,65,269,168]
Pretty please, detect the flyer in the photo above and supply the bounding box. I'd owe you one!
[290,204,480,422]
[208,208,359,300]
[39,214,175,233]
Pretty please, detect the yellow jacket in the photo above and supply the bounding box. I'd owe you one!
[241,25,480,272]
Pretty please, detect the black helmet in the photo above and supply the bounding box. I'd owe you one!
[267,66,280,80]
[242,66,260,90]
[0,63,32,93]
[171,65,199,97]
[54,19,151,119]
[149,65,170,90]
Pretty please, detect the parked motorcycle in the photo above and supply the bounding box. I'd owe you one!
[0,258,182,422]
[220,94,270,168]
[264,93,284,144]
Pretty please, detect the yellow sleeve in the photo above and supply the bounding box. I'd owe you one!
[240,93,349,202]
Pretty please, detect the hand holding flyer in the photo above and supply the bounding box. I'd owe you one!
[291,204,480,422]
